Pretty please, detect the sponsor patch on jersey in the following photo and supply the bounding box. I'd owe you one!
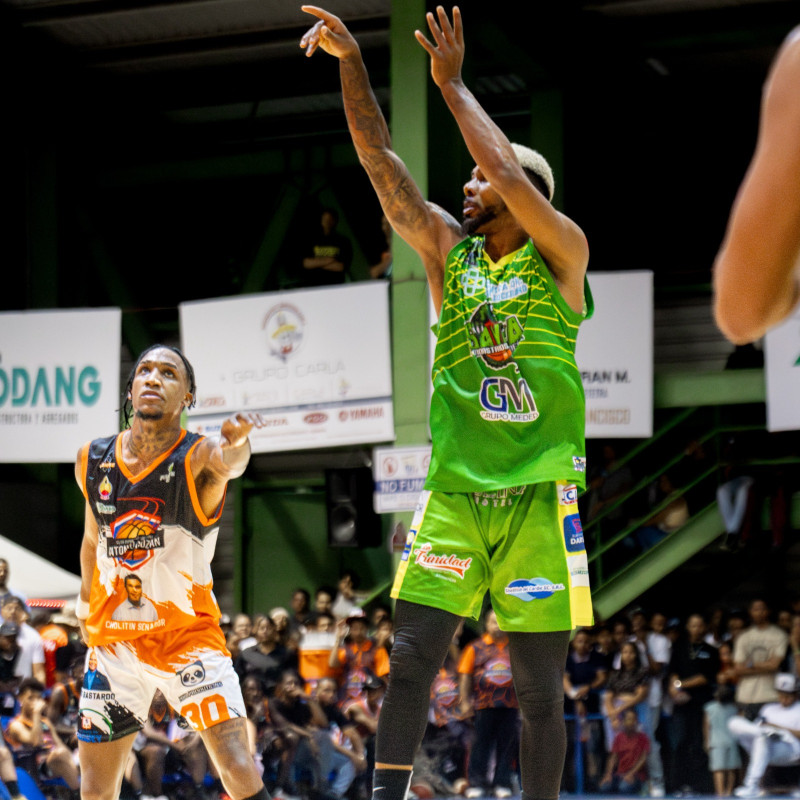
[572,456,586,472]
[99,475,112,501]
[558,484,578,506]
[564,514,585,553]
[95,502,116,515]
[504,577,565,601]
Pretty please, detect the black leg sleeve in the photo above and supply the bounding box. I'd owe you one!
[374,599,463,766]
[508,630,571,800]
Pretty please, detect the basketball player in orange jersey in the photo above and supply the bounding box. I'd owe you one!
[74,344,270,800]
[714,27,800,342]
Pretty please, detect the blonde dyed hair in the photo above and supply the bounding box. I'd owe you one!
[510,143,555,202]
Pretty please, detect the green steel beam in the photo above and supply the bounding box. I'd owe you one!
[592,504,724,620]
[654,368,764,408]
[389,0,429,447]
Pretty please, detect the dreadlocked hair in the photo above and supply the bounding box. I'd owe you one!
[121,344,197,427]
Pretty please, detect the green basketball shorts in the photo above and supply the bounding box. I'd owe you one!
[391,480,593,632]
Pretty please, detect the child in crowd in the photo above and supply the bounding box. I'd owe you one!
[599,708,650,795]
[704,684,742,797]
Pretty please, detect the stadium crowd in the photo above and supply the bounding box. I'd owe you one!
[4,556,800,800]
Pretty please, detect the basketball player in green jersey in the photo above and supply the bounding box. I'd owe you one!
[301,7,592,800]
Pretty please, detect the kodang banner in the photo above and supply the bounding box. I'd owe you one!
[180,283,395,452]
[765,308,800,432]
[575,271,653,438]
[0,308,122,463]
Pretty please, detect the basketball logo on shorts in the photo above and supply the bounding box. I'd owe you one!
[179,661,206,687]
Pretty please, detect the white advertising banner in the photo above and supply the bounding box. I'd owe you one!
[373,444,432,513]
[575,271,653,438]
[765,308,800,431]
[0,308,122,463]
[180,283,395,452]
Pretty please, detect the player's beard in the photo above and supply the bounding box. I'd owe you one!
[461,207,497,237]
[135,409,164,421]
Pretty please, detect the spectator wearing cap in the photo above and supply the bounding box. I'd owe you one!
[728,673,800,797]
[0,598,44,685]
[329,608,390,706]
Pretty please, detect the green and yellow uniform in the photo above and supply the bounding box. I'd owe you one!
[392,235,594,631]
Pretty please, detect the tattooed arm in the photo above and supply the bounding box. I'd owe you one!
[300,5,461,312]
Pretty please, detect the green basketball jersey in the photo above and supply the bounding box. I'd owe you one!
[426,235,593,492]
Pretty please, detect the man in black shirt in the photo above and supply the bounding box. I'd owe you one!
[302,208,353,287]
[268,671,327,797]
[667,614,719,794]
[234,615,298,696]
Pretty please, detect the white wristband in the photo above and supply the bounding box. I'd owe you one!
[75,596,90,620]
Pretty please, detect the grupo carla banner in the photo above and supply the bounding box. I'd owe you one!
[180,283,395,452]
[765,307,800,432]
[0,308,122,463]
[575,271,653,438]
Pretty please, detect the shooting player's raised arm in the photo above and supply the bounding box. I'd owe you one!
[300,6,461,312]
[416,6,588,312]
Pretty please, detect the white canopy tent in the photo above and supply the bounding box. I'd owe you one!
[0,534,81,605]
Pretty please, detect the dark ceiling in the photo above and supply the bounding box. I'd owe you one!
[1,0,799,319]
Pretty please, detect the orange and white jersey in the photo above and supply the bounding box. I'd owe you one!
[78,431,223,648]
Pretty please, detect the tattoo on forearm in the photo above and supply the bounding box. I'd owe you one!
[340,59,427,232]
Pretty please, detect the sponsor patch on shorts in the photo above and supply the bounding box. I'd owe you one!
[563,514,585,553]
[567,554,590,588]
[504,577,566,601]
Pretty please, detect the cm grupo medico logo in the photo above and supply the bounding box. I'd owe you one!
[505,577,566,602]
[263,303,305,363]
